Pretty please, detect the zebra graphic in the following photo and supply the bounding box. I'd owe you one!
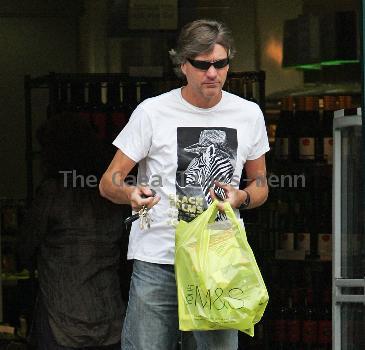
[183,130,234,219]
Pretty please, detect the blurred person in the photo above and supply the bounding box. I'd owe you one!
[19,112,128,350]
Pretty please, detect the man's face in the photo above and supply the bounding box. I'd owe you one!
[181,44,229,103]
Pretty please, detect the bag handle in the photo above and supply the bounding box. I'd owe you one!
[206,200,240,225]
[197,200,219,272]
[222,201,239,222]
[222,201,248,241]
[207,200,220,224]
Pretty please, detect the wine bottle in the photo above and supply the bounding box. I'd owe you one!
[295,201,310,256]
[337,95,353,110]
[287,288,303,349]
[272,289,288,350]
[56,81,70,113]
[302,288,318,349]
[70,82,86,113]
[317,288,332,350]
[321,96,337,164]
[275,96,294,162]
[88,82,107,141]
[296,96,320,162]
[107,82,129,141]
[139,81,153,102]
[317,201,332,261]
[123,82,138,117]
[279,202,295,251]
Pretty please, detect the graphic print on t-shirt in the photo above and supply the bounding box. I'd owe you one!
[174,127,237,222]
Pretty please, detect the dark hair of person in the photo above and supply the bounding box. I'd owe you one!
[36,112,111,182]
[169,19,236,77]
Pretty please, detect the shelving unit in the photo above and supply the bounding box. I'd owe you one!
[0,198,28,326]
[24,71,266,202]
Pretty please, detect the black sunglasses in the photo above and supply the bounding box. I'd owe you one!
[187,57,229,70]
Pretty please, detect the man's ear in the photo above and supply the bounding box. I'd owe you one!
[181,63,187,76]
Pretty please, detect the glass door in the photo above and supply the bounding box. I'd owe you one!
[333,108,365,350]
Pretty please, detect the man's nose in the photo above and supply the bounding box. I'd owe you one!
[206,64,218,78]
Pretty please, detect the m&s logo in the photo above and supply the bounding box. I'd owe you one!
[185,284,245,311]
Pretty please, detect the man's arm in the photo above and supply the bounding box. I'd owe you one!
[210,154,268,210]
[99,149,160,211]
[240,154,268,209]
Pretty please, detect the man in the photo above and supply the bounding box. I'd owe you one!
[99,19,269,350]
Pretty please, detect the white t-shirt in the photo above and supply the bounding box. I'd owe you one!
[113,88,270,264]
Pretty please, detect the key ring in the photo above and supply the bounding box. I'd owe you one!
[139,205,147,217]
[124,206,147,226]
[124,189,156,228]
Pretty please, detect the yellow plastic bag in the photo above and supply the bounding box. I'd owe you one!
[175,200,269,337]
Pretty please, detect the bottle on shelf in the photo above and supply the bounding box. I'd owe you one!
[70,82,87,114]
[47,81,61,118]
[75,82,92,122]
[123,82,138,117]
[275,198,290,252]
[295,201,311,257]
[317,211,332,261]
[320,95,337,165]
[88,82,108,141]
[317,288,332,350]
[54,81,71,114]
[279,203,295,252]
[275,96,295,162]
[286,288,303,349]
[139,81,153,102]
[107,82,129,141]
[302,288,318,349]
[122,82,139,176]
[295,96,320,162]
[338,95,360,117]
[17,314,28,339]
[337,95,353,110]
[265,198,279,254]
[272,288,288,350]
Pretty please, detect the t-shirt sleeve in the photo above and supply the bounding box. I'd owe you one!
[112,104,152,163]
[247,106,270,160]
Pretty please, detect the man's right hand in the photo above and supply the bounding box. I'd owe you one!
[129,185,160,212]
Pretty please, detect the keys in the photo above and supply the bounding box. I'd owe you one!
[139,206,153,230]
[124,212,140,226]
[124,189,156,230]
[124,205,152,230]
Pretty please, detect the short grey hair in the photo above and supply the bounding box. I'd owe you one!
[169,19,236,77]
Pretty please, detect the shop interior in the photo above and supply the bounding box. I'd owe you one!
[0,0,363,349]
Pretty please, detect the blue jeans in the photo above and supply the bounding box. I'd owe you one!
[121,260,238,350]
